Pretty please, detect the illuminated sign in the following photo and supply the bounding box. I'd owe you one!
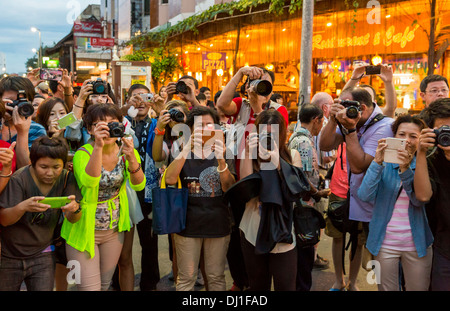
[202,52,226,70]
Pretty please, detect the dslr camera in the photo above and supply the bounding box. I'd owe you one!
[165,108,184,123]
[6,90,34,118]
[434,125,450,147]
[88,78,108,94]
[341,100,361,119]
[248,79,273,97]
[175,81,189,95]
[108,122,125,138]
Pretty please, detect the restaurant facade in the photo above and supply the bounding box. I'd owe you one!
[134,0,450,114]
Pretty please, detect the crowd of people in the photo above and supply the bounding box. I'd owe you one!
[0,62,449,292]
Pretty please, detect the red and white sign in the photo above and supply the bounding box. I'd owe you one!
[91,37,115,47]
[73,21,102,34]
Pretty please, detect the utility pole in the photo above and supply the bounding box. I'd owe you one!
[298,0,314,114]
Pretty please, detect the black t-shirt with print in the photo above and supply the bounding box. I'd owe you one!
[0,166,82,259]
[426,148,450,259]
[178,154,234,238]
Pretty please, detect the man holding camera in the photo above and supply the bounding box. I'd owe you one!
[414,97,450,290]
[319,87,393,290]
[165,76,201,109]
[0,76,47,169]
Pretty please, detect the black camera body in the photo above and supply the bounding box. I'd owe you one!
[175,81,189,95]
[165,108,184,123]
[341,100,361,119]
[249,79,273,97]
[6,90,34,118]
[88,78,108,94]
[108,122,125,138]
[434,125,450,147]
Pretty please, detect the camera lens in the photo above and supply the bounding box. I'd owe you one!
[437,132,450,147]
[250,80,273,96]
[346,106,359,119]
[18,101,35,118]
[175,81,189,94]
[108,122,125,138]
[168,108,185,123]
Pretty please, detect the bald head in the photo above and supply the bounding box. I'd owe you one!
[311,92,333,118]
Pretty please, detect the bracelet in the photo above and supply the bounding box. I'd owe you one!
[350,73,365,81]
[0,171,12,178]
[73,206,82,214]
[74,104,84,108]
[311,189,319,196]
[217,163,228,173]
[64,93,73,96]
[154,127,165,136]
[128,163,142,174]
[344,128,357,135]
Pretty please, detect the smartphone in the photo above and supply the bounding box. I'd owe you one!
[365,65,381,75]
[384,138,406,164]
[57,112,77,129]
[40,68,63,82]
[201,129,224,145]
[38,196,71,208]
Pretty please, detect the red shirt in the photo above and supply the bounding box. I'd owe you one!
[0,140,17,173]
[226,97,289,180]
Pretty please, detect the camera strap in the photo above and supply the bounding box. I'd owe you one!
[338,113,385,143]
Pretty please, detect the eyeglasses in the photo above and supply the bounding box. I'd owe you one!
[425,88,449,95]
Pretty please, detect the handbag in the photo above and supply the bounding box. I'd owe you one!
[293,201,325,248]
[151,169,188,235]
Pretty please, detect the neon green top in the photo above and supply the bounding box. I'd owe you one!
[61,143,145,258]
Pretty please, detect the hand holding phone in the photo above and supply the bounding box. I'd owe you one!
[38,196,71,208]
[384,137,406,164]
[40,69,63,82]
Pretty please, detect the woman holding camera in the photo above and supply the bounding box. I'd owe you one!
[238,109,302,291]
[357,114,433,291]
[61,103,145,291]
[164,106,235,291]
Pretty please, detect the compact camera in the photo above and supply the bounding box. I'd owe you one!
[175,81,189,95]
[108,122,125,138]
[165,108,184,123]
[6,90,34,118]
[341,100,361,119]
[88,78,108,94]
[434,125,450,147]
[140,93,154,102]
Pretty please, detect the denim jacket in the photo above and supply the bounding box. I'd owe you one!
[357,159,433,258]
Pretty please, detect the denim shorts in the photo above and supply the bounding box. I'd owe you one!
[0,252,56,291]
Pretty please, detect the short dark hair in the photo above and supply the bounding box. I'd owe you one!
[179,75,199,90]
[0,76,36,102]
[199,86,210,93]
[270,93,282,102]
[48,80,59,95]
[128,83,150,100]
[343,87,374,108]
[36,97,69,133]
[196,93,206,101]
[259,67,275,84]
[391,114,426,135]
[83,103,123,130]
[30,136,69,167]
[186,106,219,128]
[299,104,323,124]
[419,97,450,128]
[420,74,449,92]
[359,84,377,102]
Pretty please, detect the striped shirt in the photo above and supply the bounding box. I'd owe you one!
[381,189,416,252]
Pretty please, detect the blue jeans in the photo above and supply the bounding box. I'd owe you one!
[0,252,56,291]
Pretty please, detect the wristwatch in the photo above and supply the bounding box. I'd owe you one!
[342,127,357,135]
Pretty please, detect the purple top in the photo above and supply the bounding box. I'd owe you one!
[336,105,394,222]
